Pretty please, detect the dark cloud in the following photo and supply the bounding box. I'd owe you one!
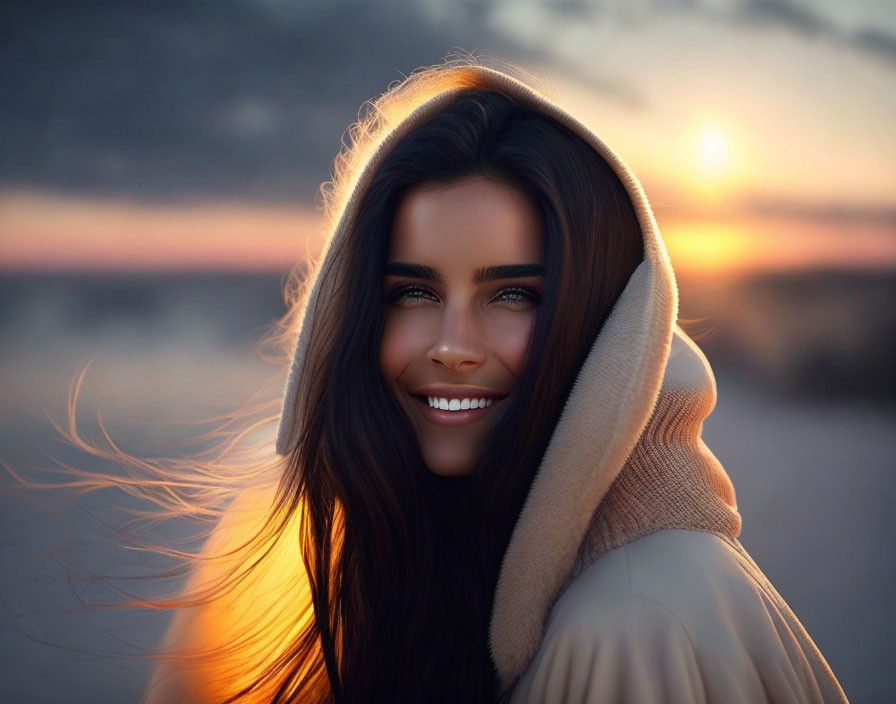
[722,0,896,66]
[540,0,896,67]
[849,26,896,63]
[732,0,834,37]
[0,0,643,202]
[0,1,452,200]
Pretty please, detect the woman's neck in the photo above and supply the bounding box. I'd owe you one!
[428,472,473,513]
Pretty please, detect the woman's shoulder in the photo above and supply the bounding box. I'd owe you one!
[508,529,848,703]
[542,529,765,669]
[563,528,763,626]
[566,529,740,596]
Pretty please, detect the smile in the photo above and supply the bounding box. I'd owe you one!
[411,394,506,427]
[427,396,494,410]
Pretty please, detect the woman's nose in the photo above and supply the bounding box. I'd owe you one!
[427,309,486,370]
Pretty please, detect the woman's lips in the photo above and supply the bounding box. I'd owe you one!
[411,394,502,427]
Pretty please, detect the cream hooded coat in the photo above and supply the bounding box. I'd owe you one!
[147,63,848,703]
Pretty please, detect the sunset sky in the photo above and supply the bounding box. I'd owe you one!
[1,0,894,277]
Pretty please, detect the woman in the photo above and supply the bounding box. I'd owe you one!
[144,60,848,702]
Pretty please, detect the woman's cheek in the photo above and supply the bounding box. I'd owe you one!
[490,311,537,377]
[380,311,426,379]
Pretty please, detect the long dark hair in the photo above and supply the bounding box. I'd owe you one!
[274,83,644,701]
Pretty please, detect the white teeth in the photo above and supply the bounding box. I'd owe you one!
[425,396,499,411]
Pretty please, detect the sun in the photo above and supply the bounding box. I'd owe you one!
[698,129,729,175]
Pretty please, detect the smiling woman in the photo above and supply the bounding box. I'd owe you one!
[237,68,649,700]
[34,57,846,704]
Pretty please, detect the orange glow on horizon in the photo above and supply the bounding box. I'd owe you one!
[660,214,896,277]
[0,190,326,272]
[2,189,894,278]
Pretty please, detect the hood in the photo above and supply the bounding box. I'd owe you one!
[274,64,742,694]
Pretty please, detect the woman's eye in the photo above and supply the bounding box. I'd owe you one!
[386,284,439,305]
[493,286,541,308]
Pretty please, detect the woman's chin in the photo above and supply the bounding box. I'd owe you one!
[422,451,475,478]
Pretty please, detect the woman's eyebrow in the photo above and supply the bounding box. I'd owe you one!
[384,262,545,283]
[384,262,441,281]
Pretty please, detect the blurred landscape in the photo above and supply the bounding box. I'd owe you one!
[680,268,896,405]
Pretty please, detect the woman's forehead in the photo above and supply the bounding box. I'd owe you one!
[387,175,543,268]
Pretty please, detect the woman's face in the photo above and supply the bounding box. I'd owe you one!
[380,174,545,477]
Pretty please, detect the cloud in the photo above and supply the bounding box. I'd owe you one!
[731,0,833,37]
[849,26,896,63]
[531,0,896,66]
[720,0,896,65]
[2,0,888,202]
[0,0,645,202]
